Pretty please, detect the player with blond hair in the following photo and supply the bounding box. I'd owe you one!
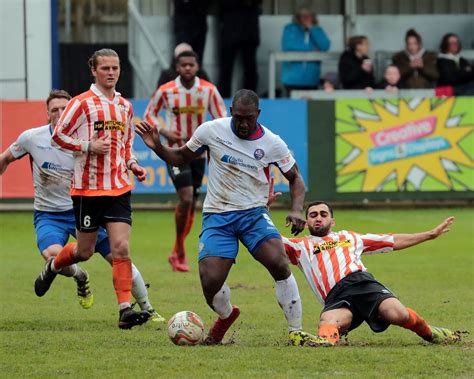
[34,49,152,329]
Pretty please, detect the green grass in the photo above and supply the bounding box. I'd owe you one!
[0,208,473,378]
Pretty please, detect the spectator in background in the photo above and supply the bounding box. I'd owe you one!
[321,72,339,92]
[437,33,473,93]
[280,7,331,96]
[376,64,402,92]
[217,0,261,98]
[157,43,210,88]
[338,36,375,90]
[173,0,209,64]
[392,29,438,89]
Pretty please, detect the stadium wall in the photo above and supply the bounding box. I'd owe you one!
[1,97,472,204]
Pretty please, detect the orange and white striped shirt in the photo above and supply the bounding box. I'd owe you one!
[283,231,394,304]
[52,84,136,196]
[144,77,227,147]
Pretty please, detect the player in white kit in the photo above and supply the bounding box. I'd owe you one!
[0,90,164,321]
[136,89,326,346]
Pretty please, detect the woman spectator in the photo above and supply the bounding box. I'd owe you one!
[392,29,438,89]
[281,7,330,95]
[437,33,473,89]
[338,36,374,90]
[376,64,402,92]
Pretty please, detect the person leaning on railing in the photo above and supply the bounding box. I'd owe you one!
[281,6,330,96]
[338,35,375,91]
[392,29,438,89]
[437,33,474,96]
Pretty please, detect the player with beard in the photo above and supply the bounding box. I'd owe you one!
[280,201,460,346]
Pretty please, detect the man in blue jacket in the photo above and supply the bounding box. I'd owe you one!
[281,7,330,96]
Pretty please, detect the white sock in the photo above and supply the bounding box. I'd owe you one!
[131,264,152,310]
[212,283,233,319]
[58,264,78,278]
[275,273,302,331]
[119,302,131,310]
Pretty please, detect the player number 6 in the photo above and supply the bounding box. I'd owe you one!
[84,215,91,227]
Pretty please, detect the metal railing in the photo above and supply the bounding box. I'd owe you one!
[268,51,341,99]
[269,49,474,99]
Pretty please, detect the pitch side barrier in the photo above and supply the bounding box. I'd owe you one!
[0,95,472,209]
[303,93,474,203]
[268,50,474,99]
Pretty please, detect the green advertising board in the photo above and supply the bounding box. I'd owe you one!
[308,97,474,201]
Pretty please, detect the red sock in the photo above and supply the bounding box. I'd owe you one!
[318,324,339,345]
[174,205,191,258]
[401,307,433,341]
[183,209,195,238]
[112,258,132,305]
[53,242,77,270]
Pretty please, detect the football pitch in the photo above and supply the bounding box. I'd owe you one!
[0,208,472,378]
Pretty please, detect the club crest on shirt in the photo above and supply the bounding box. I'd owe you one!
[254,148,265,160]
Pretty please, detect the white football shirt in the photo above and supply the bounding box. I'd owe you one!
[186,117,296,213]
[9,124,74,212]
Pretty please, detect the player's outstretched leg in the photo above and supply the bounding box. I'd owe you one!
[203,283,241,345]
[377,299,461,344]
[401,308,461,344]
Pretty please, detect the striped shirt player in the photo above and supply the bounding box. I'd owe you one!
[143,50,227,273]
[278,201,459,346]
[52,83,136,196]
[144,76,226,148]
[36,49,151,329]
[283,231,394,304]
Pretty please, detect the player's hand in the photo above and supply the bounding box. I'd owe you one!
[266,177,282,210]
[429,216,455,239]
[130,162,147,182]
[89,133,111,154]
[285,212,306,236]
[136,120,162,151]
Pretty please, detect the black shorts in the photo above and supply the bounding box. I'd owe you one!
[72,191,132,232]
[323,271,396,333]
[167,158,205,196]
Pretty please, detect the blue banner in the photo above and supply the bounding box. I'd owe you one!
[130,99,308,194]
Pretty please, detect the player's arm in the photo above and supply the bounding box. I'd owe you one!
[283,163,306,235]
[135,120,198,166]
[125,106,146,182]
[208,87,227,119]
[0,148,17,175]
[393,217,454,251]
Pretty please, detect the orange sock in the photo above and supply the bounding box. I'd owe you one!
[318,324,339,345]
[112,258,132,305]
[53,242,77,271]
[401,307,433,341]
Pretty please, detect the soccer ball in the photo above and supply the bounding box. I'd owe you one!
[167,311,205,345]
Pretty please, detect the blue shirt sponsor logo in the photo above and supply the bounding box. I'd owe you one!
[41,161,69,173]
[368,137,451,165]
[220,154,258,170]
